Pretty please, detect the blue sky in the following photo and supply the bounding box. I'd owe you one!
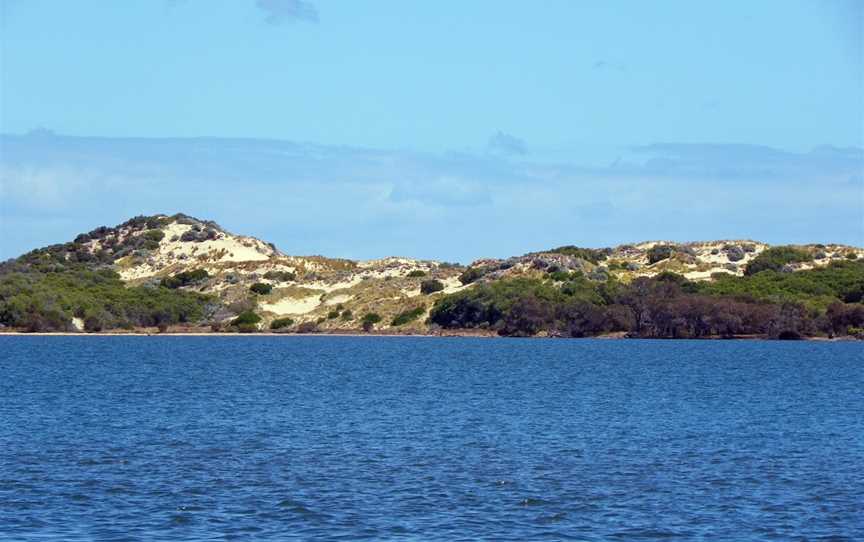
[1,0,862,261]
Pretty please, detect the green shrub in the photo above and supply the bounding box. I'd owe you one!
[548,270,572,282]
[249,282,273,295]
[160,268,209,289]
[143,229,165,243]
[459,267,486,285]
[745,246,813,275]
[233,311,261,326]
[84,314,106,332]
[647,245,674,264]
[847,252,859,260]
[361,312,381,331]
[296,321,319,333]
[0,264,214,332]
[699,260,864,308]
[420,279,445,294]
[407,270,426,278]
[545,246,609,264]
[327,310,340,319]
[391,306,425,326]
[270,317,294,330]
[263,270,296,282]
[341,309,353,320]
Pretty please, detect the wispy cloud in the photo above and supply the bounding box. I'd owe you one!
[1,133,861,261]
[592,60,627,72]
[255,0,318,24]
[488,131,527,156]
[628,142,863,180]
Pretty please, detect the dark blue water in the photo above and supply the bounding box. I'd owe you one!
[1,337,862,541]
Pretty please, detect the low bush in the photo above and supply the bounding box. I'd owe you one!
[724,245,745,262]
[420,279,444,294]
[407,270,426,278]
[296,321,318,333]
[143,229,165,243]
[647,245,674,264]
[263,270,296,282]
[745,246,813,275]
[249,282,273,295]
[361,312,381,331]
[548,270,574,282]
[270,317,294,330]
[459,267,486,285]
[545,246,610,264]
[160,268,209,289]
[391,306,425,326]
[232,311,261,326]
[180,228,218,243]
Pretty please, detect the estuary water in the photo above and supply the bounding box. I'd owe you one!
[1,336,862,541]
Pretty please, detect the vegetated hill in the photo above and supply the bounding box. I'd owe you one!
[1,213,862,338]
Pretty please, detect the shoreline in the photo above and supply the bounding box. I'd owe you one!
[0,330,859,341]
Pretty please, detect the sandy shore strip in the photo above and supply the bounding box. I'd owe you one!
[0,331,858,341]
[0,330,496,338]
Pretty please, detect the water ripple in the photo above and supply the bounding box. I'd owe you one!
[0,336,862,540]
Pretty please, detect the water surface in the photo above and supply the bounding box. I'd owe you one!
[1,337,862,540]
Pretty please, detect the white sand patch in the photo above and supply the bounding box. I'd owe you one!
[158,223,274,264]
[306,276,365,293]
[358,257,422,268]
[684,269,734,280]
[71,317,84,331]
[260,295,321,315]
[441,276,469,294]
[324,294,353,306]
[697,248,732,265]
[403,276,466,297]
[118,263,158,281]
[117,221,277,280]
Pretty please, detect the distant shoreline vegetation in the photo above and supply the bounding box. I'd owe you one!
[0,214,862,340]
[428,265,864,340]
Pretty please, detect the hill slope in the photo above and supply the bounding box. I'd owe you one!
[1,213,862,338]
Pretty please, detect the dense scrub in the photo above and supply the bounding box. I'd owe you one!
[391,306,425,327]
[543,246,610,264]
[160,268,209,289]
[263,270,296,282]
[699,261,863,309]
[458,267,487,285]
[249,282,273,295]
[270,317,294,330]
[744,246,813,275]
[647,244,674,264]
[0,268,212,332]
[430,261,864,338]
[420,279,444,294]
[0,215,219,332]
[361,312,382,331]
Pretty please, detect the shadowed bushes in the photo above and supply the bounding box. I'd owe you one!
[249,282,273,295]
[745,246,813,275]
[391,306,425,327]
[430,261,864,339]
[420,279,444,294]
[270,317,294,330]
